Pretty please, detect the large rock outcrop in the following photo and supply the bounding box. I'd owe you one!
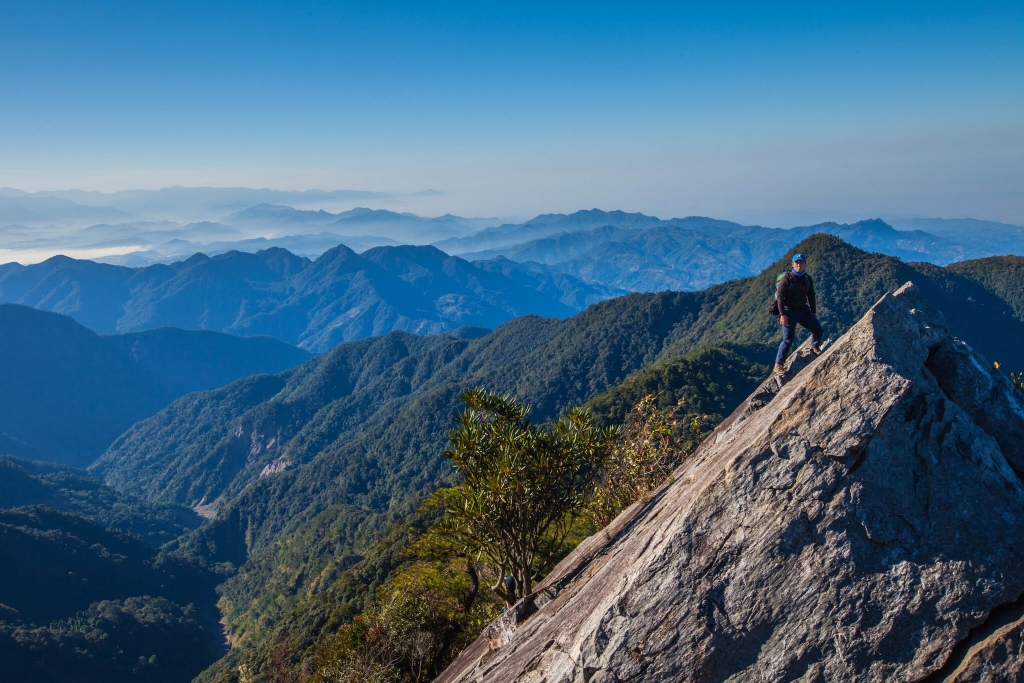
[438,283,1024,682]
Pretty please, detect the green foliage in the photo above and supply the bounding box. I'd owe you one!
[946,256,1024,321]
[217,504,374,645]
[587,346,767,445]
[0,456,201,546]
[1010,371,1023,395]
[194,512,440,683]
[309,390,707,683]
[0,505,223,682]
[0,506,218,625]
[434,389,615,602]
[0,596,223,683]
[589,395,704,527]
[312,559,501,683]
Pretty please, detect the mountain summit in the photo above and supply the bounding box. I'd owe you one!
[440,283,1024,682]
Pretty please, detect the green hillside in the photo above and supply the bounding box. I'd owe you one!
[0,456,201,546]
[945,255,1024,322]
[87,235,1024,683]
[0,304,309,466]
[0,457,225,681]
[0,505,224,682]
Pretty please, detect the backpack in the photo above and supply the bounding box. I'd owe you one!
[768,272,786,316]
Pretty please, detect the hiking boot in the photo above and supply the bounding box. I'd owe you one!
[774,363,786,375]
[810,345,823,356]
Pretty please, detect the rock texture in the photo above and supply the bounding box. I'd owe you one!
[438,283,1024,683]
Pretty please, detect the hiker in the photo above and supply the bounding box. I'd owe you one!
[774,253,823,374]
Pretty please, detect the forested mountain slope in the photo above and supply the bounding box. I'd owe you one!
[0,505,224,683]
[0,455,201,546]
[90,236,1024,682]
[0,245,610,351]
[0,305,309,466]
[945,255,1024,320]
[0,456,225,681]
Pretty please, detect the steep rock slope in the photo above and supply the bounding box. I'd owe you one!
[439,283,1024,682]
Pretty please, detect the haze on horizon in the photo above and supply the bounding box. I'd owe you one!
[1,1,1023,225]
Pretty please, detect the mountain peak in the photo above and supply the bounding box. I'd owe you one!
[440,282,1024,682]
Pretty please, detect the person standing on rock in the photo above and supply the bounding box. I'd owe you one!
[774,253,823,374]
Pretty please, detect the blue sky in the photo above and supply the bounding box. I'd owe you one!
[1,1,1022,223]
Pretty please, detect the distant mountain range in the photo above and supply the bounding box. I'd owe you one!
[438,210,1024,265]
[0,305,310,466]
[0,199,494,264]
[4,190,1023,277]
[432,208,666,254]
[0,190,128,225]
[0,245,614,352]
[0,186,396,224]
[460,217,984,291]
[3,212,1022,351]
[221,203,493,243]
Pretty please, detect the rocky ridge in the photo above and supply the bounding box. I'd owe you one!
[438,282,1024,682]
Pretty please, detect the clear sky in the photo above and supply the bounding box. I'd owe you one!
[2,1,1022,224]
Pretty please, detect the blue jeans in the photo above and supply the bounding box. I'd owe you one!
[776,308,823,365]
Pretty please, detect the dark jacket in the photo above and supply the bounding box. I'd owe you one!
[776,271,816,314]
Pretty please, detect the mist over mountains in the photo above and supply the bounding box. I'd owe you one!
[3,188,1023,272]
[3,202,1022,355]
[0,187,396,224]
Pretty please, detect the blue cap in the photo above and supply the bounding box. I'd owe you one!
[791,253,806,262]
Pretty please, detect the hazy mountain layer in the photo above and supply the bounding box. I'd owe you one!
[464,218,996,291]
[0,190,495,263]
[0,304,310,466]
[221,203,488,244]
[0,187,391,225]
[433,208,666,255]
[888,216,1024,256]
[0,245,611,352]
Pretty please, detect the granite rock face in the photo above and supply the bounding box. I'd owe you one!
[438,283,1024,683]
